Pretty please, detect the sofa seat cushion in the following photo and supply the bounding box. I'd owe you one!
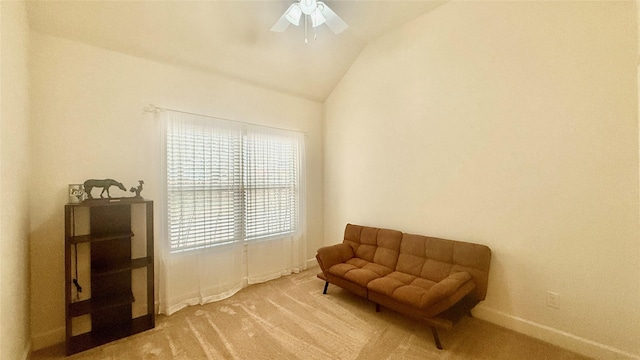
[328,258,394,287]
[368,271,473,310]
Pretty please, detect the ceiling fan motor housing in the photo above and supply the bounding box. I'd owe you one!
[300,0,318,15]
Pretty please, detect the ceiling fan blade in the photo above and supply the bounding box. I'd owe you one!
[318,2,348,34]
[271,12,291,32]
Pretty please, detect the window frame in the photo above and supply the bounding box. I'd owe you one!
[163,111,302,253]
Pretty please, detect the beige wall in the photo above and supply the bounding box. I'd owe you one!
[0,1,32,359]
[29,32,324,349]
[325,2,639,359]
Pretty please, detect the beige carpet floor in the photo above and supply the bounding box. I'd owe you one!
[31,268,591,360]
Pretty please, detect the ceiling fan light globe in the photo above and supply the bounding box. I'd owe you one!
[285,4,302,26]
[317,1,348,34]
[310,9,326,27]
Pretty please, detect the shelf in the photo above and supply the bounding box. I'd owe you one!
[66,232,133,244]
[91,257,152,277]
[66,315,154,355]
[65,199,154,355]
[69,292,135,317]
[66,198,152,208]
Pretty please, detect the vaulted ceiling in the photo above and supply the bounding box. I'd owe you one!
[26,1,445,102]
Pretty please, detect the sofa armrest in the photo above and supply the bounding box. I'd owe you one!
[420,271,474,309]
[316,243,355,275]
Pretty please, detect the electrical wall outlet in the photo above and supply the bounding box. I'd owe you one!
[547,291,560,309]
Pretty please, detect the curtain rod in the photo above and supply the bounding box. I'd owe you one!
[143,104,308,135]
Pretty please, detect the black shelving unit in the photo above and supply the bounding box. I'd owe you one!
[64,198,154,355]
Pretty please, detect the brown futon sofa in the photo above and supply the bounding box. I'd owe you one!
[316,224,491,349]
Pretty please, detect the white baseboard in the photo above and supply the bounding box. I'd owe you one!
[473,305,640,360]
[306,257,318,269]
[33,285,637,360]
[31,326,64,351]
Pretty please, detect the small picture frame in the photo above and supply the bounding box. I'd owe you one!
[68,184,85,203]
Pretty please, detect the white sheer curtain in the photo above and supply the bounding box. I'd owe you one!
[244,127,307,284]
[158,109,306,315]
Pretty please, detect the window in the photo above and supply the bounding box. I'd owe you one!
[244,131,299,240]
[165,112,301,252]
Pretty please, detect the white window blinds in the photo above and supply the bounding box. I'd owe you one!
[244,130,299,241]
[165,111,301,252]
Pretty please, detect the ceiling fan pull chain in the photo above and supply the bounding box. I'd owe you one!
[304,15,308,44]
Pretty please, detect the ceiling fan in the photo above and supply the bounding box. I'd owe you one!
[271,0,348,43]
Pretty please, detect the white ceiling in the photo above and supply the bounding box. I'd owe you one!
[26,1,445,102]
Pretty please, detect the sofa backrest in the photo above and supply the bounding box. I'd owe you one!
[343,224,402,271]
[343,224,491,301]
[396,233,491,301]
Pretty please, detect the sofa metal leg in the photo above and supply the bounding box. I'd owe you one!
[430,327,443,350]
[323,281,329,294]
